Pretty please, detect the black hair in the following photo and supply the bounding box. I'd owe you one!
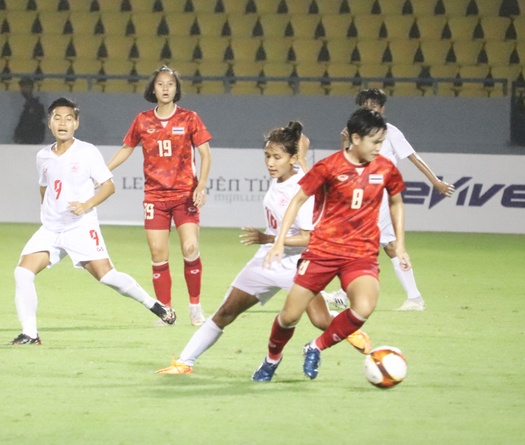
[47,97,80,119]
[346,108,386,139]
[265,121,303,156]
[355,88,388,108]
[143,65,182,103]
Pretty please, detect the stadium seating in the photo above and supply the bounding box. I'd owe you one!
[0,0,522,96]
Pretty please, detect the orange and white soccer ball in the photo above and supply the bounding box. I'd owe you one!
[363,346,407,388]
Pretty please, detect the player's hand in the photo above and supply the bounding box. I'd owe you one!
[340,127,350,150]
[436,180,455,197]
[263,244,284,268]
[193,185,207,208]
[67,201,91,216]
[396,250,412,271]
[297,133,310,160]
[240,227,269,246]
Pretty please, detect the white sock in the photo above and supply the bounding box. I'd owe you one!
[179,318,223,366]
[14,266,38,338]
[391,257,422,300]
[100,269,156,309]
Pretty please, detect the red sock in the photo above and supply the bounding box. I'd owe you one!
[152,263,171,306]
[315,309,365,350]
[184,257,202,305]
[268,316,295,360]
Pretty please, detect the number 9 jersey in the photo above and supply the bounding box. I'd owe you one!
[123,106,212,202]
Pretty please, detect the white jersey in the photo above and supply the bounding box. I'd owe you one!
[256,168,315,260]
[380,122,415,165]
[37,138,113,232]
[379,122,414,244]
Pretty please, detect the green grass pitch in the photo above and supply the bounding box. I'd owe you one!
[0,223,524,445]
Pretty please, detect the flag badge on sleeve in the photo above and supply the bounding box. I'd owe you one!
[172,126,185,134]
[369,174,383,184]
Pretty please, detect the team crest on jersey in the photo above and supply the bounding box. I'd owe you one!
[172,126,185,134]
[337,174,349,182]
[147,128,155,133]
[70,163,79,173]
[369,174,384,184]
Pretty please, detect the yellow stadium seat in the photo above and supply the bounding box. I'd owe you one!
[220,0,251,14]
[437,0,472,16]
[479,17,512,40]
[155,13,195,37]
[345,0,378,15]
[4,11,38,35]
[314,0,348,14]
[228,37,263,63]
[186,0,223,14]
[6,57,40,74]
[381,16,415,40]
[386,40,419,65]
[322,62,360,95]
[320,14,353,40]
[288,15,321,39]
[67,12,103,36]
[324,39,350,64]
[372,0,406,15]
[446,16,479,41]
[352,15,385,40]
[224,14,258,37]
[512,16,525,41]
[350,40,388,66]
[70,35,103,61]
[94,0,129,13]
[414,16,448,40]
[417,40,452,65]
[257,62,296,94]
[455,65,498,97]
[246,0,282,14]
[33,11,70,35]
[407,0,440,16]
[288,38,324,64]
[257,38,289,63]
[37,58,73,75]
[471,0,502,17]
[96,35,135,61]
[1,35,38,60]
[192,13,227,37]
[258,14,290,38]
[483,41,516,66]
[97,11,132,36]
[36,34,72,60]
[294,63,329,95]
[99,58,134,76]
[451,41,484,65]
[167,36,198,61]
[194,36,230,62]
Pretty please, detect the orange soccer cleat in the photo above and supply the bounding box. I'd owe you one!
[155,359,193,375]
[346,329,372,355]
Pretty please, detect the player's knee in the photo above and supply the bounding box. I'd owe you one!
[182,241,199,260]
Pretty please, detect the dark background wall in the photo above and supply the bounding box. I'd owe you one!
[1,91,521,154]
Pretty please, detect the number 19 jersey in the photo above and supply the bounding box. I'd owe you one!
[123,106,212,201]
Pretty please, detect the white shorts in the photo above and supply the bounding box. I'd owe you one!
[379,193,396,247]
[20,223,110,268]
[230,254,299,305]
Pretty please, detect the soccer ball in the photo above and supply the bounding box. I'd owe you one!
[363,346,407,388]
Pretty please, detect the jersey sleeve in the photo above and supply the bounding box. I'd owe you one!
[122,114,142,148]
[189,111,212,147]
[298,160,329,197]
[385,163,406,196]
[387,123,415,161]
[88,145,113,185]
[294,195,315,231]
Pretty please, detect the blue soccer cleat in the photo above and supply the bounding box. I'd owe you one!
[303,343,321,379]
[252,357,282,382]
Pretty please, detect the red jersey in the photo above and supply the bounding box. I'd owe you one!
[123,106,212,201]
[299,150,405,260]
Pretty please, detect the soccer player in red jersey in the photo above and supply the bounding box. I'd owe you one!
[108,66,211,326]
[252,108,411,381]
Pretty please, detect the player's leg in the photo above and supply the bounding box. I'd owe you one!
[146,228,172,306]
[383,240,425,311]
[10,252,50,344]
[176,222,205,326]
[157,287,259,374]
[82,258,176,325]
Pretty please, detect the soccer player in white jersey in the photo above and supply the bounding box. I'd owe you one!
[8,97,175,345]
[156,121,370,375]
[323,89,455,311]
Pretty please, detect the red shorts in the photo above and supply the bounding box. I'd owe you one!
[294,254,379,293]
[143,196,200,230]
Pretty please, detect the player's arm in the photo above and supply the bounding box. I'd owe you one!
[296,134,310,173]
[407,153,455,197]
[67,179,115,216]
[240,227,310,247]
[388,192,411,271]
[39,186,46,203]
[263,188,309,267]
[107,144,135,171]
[193,141,211,208]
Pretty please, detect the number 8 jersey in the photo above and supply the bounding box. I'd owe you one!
[123,106,212,201]
[299,150,405,260]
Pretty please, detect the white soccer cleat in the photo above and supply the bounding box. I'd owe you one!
[321,289,349,310]
[189,303,206,326]
[397,298,425,311]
